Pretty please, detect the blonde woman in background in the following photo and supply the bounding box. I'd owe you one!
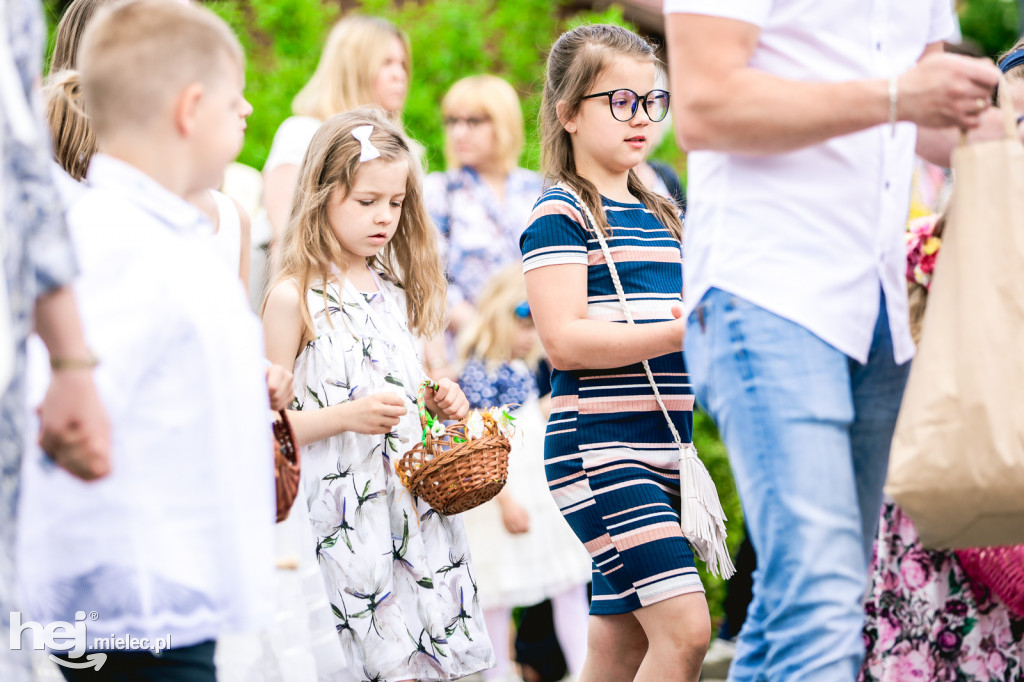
[423,75,542,377]
[261,16,411,263]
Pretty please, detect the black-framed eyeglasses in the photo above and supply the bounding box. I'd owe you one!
[580,88,670,122]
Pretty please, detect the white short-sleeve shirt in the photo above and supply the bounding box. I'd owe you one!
[18,155,276,649]
[665,0,956,364]
[263,115,322,175]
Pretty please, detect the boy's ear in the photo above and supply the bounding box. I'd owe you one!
[173,82,204,137]
[555,101,577,135]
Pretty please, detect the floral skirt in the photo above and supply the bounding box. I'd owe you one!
[860,502,1024,681]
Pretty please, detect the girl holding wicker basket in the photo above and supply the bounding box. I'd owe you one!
[262,108,494,682]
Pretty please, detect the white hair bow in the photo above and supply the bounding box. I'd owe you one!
[352,125,381,162]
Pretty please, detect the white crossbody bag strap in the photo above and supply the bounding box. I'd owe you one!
[556,183,735,578]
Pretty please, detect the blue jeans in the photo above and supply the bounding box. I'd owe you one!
[685,288,909,682]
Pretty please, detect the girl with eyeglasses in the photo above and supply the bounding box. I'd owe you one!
[454,263,593,682]
[520,24,712,681]
[422,75,544,380]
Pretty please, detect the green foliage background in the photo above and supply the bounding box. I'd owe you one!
[201,0,683,174]
[960,0,1021,58]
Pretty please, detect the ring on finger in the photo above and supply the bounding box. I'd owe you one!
[976,97,988,112]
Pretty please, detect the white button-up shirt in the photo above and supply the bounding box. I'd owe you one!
[18,155,276,649]
[665,0,955,363]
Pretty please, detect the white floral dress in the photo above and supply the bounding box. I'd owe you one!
[292,275,494,682]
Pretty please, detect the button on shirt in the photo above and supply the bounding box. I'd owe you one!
[664,0,955,364]
[18,155,276,649]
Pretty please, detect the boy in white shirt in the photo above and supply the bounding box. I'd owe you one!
[16,2,275,679]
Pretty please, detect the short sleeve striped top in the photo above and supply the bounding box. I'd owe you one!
[520,186,689,436]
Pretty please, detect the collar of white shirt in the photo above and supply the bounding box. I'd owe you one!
[86,153,211,236]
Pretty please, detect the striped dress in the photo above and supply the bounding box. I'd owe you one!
[520,186,704,615]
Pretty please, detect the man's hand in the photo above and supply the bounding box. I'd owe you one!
[900,53,1002,130]
[266,364,294,411]
[38,371,111,480]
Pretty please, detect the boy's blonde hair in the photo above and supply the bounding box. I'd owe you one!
[274,108,445,341]
[292,16,410,122]
[78,0,244,137]
[540,24,682,239]
[51,0,122,72]
[456,264,540,367]
[442,75,525,174]
[45,70,95,181]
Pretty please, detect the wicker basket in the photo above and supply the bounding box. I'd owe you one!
[395,380,511,515]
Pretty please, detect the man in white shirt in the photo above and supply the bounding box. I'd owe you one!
[664,1,1001,679]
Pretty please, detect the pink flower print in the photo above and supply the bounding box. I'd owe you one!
[877,615,900,652]
[891,644,935,680]
[901,550,934,590]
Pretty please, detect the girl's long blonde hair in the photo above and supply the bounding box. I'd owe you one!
[456,264,540,366]
[51,0,122,71]
[45,70,96,181]
[273,108,445,342]
[540,24,682,239]
[292,15,410,122]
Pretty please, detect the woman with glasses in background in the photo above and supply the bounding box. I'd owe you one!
[423,75,543,378]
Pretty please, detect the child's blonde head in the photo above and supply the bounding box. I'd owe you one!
[441,75,524,174]
[456,264,540,366]
[292,15,410,122]
[276,108,445,341]
[45,70,95,181]
[540,24,681,239]
[999,36,1024,111]
[78,0,244,139]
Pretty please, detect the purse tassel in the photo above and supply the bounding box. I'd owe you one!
[679,443,735,579]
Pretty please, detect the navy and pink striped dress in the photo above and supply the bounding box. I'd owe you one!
[520,186,704,615]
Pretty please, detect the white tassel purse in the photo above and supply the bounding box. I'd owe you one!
[557,183,735,579]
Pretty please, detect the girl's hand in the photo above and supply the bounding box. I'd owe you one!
[266,364,295,411]
[347,393,407,434]
[498,496,530,534]
[669,306,686,349]
[425,378,469,421]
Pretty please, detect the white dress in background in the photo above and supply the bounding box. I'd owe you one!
[460,396,593,611]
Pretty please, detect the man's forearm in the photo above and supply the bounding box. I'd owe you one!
[666,14,890,156]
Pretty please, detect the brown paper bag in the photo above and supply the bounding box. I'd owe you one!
[886,94,1024,549]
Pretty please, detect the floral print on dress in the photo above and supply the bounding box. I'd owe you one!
[2,2,78,680]
[292,276,493,682]
[424,167,542,310]
[860,502,1024,682]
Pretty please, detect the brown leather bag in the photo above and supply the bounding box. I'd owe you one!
[272,410,300,522]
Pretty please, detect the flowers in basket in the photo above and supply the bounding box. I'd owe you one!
[395,380,514,515]
[422,405,515,446]
[906,214,942,290]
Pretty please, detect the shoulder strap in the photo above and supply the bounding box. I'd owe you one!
[556,181,734,579]
[556,183,682,445]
